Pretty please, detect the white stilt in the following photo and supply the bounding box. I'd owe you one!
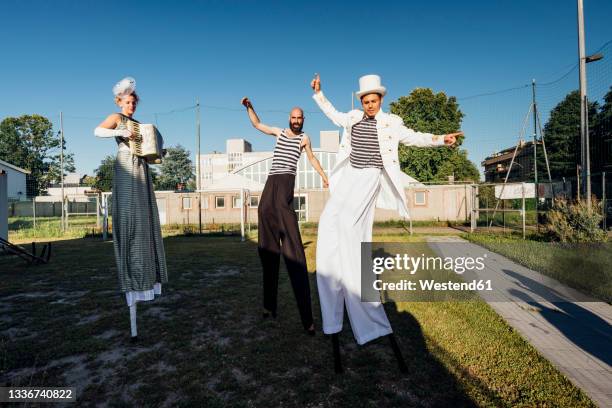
[129,303,138,337]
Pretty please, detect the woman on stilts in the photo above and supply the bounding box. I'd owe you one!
[94,77,168,342]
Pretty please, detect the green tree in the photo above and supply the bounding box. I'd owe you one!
[389,88,480,182]
[155,145,194,191]
[596,86,612,124]
[0,115,75,196]
[93,155,115,192]
[540,90,598,180]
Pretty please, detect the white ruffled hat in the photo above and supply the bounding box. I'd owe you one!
[355,74,387,99]
[113,77,136,97]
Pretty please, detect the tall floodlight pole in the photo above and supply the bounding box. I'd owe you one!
[577,0,590,208]
[532,80,539,230]
[60,111,65,232]
[196,98,202,234]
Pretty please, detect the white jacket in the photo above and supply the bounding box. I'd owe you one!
[313,91,445,218]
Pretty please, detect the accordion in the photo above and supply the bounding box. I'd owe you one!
[127,121,165,164]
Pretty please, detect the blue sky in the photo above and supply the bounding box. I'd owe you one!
[1,0,611,177]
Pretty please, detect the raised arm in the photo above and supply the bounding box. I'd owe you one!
[241,97,281,137]
[302,135,329,188]
[310,74,350,128]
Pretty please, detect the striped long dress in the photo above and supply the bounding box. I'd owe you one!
[112,115,168,303]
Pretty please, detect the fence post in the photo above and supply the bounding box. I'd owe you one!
[603,172,607,231]
[502,199,506,232]
[240,187,245,242]
[32,197,36,229]
[485,194,489,229]
[576,165,581,200]
[96,194,101,228]
[470,184,477,233]
[102,194,108,241]
[521,183,526,239]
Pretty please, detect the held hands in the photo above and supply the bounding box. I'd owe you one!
[444,132,463,147]
[241,97,252,109]
[310,73,321,93]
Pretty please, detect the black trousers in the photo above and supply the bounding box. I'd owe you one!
[258,173,313,329]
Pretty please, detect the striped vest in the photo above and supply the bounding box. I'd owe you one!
[268,131,304,176]
[350,116,383,169]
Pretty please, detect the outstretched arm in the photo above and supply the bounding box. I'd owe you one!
[302,136,329,188]
[310,74,350,128]
[398,123,461,148]
[241,97,281,137]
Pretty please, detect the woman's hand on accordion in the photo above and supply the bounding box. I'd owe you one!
[120,129,136,141]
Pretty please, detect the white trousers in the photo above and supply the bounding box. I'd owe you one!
[316,165,393,345]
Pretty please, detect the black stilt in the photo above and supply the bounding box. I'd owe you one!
[332,333,343,373]
[262,309,277,319]
[388,334,408,373]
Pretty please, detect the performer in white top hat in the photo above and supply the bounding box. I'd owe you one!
[310,73,461,373]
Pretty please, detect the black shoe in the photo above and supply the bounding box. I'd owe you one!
[130,335,138,344]
[306,326,316,336]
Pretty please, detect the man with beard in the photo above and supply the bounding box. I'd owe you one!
[241,97,329,335]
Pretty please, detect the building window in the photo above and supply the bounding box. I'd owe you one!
[182,197,192,210]
[249,196,259,208]
[233,196,242,208]
[228,152,243,172]
[414,191,427,206]
[293,195,307,221]
[215,196,225,208]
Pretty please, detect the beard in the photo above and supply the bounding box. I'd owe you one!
[289,120,303,133]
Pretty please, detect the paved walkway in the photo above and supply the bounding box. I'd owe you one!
[426,236,612,407]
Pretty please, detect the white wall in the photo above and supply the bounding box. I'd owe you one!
[0,163,27,201]
[0,172,8,240]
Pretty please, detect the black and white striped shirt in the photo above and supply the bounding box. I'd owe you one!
[268,131,304,176]
[350,115,383,169]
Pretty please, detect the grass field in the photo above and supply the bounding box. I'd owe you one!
[463,233,612,303]
[0,232,595,407]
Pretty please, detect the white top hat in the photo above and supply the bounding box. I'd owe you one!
[355,74,387,99]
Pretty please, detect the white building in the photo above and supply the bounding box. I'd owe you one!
[0,159,29,201]
[198,131,342,191]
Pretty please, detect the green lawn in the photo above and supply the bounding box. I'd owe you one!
[463,232,612,303]
[7,216,246,244]
[0,232,594,407]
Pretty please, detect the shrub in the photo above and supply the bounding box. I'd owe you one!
[545,197,607,243]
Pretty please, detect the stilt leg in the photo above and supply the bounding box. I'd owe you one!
[129,303,138,341]
[332,333,343,374]
[388,334,408,373]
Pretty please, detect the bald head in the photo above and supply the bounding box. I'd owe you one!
[288,106,305,133]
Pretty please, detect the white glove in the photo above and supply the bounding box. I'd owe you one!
[94,127,131,138]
